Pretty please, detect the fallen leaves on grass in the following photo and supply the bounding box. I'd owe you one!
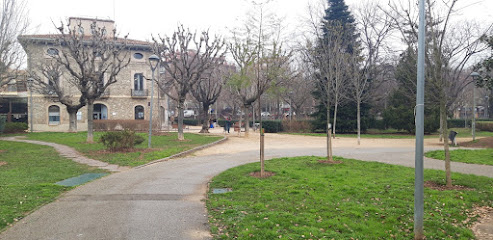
[424,181,475,191]
[459,137,493,148]
[0,161,7,167]
[318,160,343,164]
[470,206,493,240]
[249,171,276,178]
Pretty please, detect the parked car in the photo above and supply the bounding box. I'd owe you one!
[261,112,271,117]
[183,110,195,118]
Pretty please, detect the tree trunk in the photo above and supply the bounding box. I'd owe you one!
[327,103,332,161]
[177,100,185,141]
[441,101,452,187]
[199,103,210,133]
[86,100,94,143]
[326,84,332,161]
[67,109,78,133]
[439,113,443,142]
[357,98,361,145]
[238,108,243,137]
[244,105,250,136]
[332,100,338,138]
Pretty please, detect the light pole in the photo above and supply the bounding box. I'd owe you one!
[414,0,426,238]
[27,78,34,133]
[470,72,480,141]
[485,96,489,119]
[148,54,160,148]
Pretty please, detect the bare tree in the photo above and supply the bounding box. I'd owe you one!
[385,0,491,187]
[29,60,86,132]
[51,20,130,142]
[153,25,226,140]
[281,65,314,120]
[191,63,232,133]
[303,9,351,160]
[1,0,28,87]
[351,1,394,145]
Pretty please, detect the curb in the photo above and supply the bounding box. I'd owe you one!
[135,135,228,169]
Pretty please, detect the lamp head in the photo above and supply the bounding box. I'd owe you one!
[470,72,480,78]
[148,54,160,71]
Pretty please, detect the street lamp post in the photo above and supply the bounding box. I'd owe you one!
[27,78,34,133]
[148,54,160,148]
[485,96,489,119]
[414,0,426,238]
[470,72,480,141]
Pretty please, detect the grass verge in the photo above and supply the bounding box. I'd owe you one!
[26,132,222,167]
[285,128,493,139]
[425,149,493,165]
[0,141,106,232]
[207,156,493,239]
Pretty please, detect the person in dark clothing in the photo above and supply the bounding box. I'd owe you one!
[225,117,231,133]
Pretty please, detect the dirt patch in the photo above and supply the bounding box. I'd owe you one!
[0,161,7,167]
[424,181,475,191]
[318,160,343,164]
[470,206,493,240]
[459,137,493,148]
[249,171,275,178]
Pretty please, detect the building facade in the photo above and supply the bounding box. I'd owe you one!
[19,17,168,132]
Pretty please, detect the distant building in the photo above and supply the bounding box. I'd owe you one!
[0,72,28,123]
[18,17,168,132]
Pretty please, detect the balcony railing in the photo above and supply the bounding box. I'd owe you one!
[131,89,148,98]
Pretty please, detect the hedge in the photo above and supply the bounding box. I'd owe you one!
[477,122,493,132]
[0,116,5,133]
[3,122,28,133]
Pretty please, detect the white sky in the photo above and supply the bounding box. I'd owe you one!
[26,0,493,44]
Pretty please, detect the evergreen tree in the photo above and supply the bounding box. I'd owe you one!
[322,0,359,54]
[311,0,360,131]
[383,47,440,133]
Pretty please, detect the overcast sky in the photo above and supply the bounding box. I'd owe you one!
[26,0,493,43]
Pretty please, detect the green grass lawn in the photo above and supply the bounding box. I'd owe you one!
[0,141,106,232]
[25,132,222,167]
[425,149,493,165]
[285,128,493,139]
[207,156,493,239]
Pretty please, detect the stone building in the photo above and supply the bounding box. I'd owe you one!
[19,17,168,132]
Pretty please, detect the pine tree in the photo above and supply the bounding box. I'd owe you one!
[311,0,359,132]
[323,0,358,53]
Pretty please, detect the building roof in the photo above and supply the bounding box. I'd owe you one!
[18,34,153,51]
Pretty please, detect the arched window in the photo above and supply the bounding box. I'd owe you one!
[48,105,60,125]
[93,104,108,120]
[135,105,144,120]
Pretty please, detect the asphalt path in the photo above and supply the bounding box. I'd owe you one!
[1,133,492,240]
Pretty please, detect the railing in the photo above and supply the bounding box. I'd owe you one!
[131,89,148,98]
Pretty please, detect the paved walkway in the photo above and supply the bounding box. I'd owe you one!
[0,131,492,239]
[0,136,130,172]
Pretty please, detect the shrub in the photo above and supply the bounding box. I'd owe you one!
[182,119,199,126]
[3,122,28,133]
[99,130,145,151]
[0,116,5,133]
[94,120,153,132]
[477,122,493,132]
[260,120,283,133]
[281,120,312,133]
[448,119,470,128]
[368,119,386,130]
